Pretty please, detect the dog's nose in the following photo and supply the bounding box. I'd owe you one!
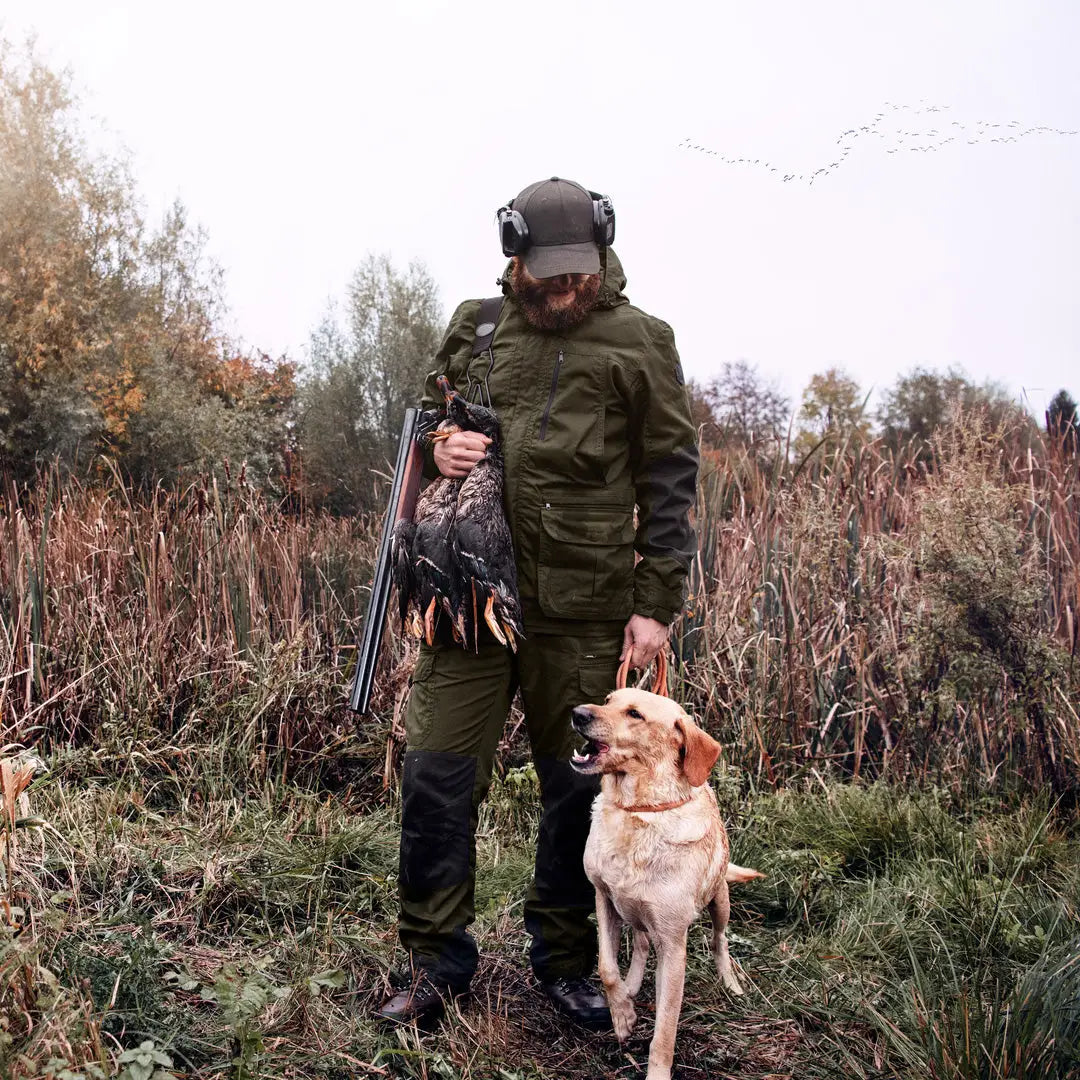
[571,705,593,730]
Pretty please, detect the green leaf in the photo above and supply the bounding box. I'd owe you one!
[116,1040,174,1080]
[306,968,346,998]
[163,969,199,991]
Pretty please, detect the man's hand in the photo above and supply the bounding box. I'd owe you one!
[434,431,492,478]
[620,615,669,672]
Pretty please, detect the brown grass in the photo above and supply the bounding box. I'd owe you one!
[0,462,398,785]
[680,415,1079,793]
[1,415,1077,797]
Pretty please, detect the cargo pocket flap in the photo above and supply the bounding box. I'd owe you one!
[541,505,636,546]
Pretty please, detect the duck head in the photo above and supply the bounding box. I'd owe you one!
[437,375,501,443]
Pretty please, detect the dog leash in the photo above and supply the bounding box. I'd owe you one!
[615,649,669,697]
[613,649,690,812]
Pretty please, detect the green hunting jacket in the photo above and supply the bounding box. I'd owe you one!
[420,248,698,633]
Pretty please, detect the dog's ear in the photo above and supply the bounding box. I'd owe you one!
[675,715,721,787]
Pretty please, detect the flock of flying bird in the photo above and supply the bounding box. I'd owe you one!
[392,376,523,652]
[678,100,1078,186]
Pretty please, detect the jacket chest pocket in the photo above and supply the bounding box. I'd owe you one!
[533,351,606,480]
[537,503,635,620]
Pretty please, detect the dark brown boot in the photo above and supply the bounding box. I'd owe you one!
[375,974,463,1027]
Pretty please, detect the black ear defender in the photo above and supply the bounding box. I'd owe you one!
[497,203,530,256]
[590,191,616,247]
[496,191,616,256]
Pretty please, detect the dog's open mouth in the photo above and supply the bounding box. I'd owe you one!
[571,737,609,771]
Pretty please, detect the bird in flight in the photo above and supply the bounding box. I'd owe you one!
[677,100,1077,187]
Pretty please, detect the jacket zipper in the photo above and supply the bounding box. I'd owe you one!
[538,351,562,441]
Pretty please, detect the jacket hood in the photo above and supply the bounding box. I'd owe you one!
[499,247,629,311]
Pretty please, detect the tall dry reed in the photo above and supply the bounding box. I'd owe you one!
[1,414,1077,793]
[0,462,394,782]
[681,415,1079,792]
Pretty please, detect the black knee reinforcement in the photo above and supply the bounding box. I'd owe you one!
[400,750,478,894]
[533,756,599,907]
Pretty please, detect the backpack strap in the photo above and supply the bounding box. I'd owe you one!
[472,296,504,357]
[466,296,504,406]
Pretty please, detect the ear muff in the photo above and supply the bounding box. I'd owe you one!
[496,191,616,257]
[590,192,616,248]
[497,203,530,257]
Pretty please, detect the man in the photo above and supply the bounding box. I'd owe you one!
[377,177,698,1027]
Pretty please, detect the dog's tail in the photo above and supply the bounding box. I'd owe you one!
[726,863,765,884]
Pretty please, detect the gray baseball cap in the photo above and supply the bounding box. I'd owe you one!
[513,176,600,278]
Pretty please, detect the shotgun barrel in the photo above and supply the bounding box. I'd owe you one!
[349,408,424,714]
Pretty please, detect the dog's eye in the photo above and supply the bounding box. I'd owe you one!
[626,708,643,720]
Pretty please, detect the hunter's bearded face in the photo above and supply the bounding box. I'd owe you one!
[510,259,602,332]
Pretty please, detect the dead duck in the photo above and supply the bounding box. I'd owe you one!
[391,412,462,644]
[439,376,523,651]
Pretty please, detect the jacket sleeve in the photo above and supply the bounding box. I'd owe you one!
[418,300,481,480]
[628,320,699,625]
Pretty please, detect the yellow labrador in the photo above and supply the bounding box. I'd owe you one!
[571,688,761,1080]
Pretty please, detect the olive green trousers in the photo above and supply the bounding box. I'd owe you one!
[397,626,623,988]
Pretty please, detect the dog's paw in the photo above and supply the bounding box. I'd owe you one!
[610,995,637,1042]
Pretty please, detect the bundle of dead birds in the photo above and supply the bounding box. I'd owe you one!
[392,375,523,651]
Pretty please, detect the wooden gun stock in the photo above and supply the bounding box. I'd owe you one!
[349,408,423,715]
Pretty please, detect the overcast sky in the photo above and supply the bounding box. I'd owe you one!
[5,1,1078,417]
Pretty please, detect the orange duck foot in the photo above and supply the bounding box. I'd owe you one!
[483,594,508,647]
[423,597,437,646]
[426,424,461,443]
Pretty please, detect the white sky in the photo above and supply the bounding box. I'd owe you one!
[4,1,1078,417]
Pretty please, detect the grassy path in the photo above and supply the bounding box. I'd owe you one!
[5,755,1080,1079]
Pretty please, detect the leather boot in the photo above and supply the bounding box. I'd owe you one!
[540,976,612,1030]
[375,974,464,1027]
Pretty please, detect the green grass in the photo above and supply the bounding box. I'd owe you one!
[5,749,1080,1079]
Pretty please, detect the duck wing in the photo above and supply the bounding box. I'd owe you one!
[391,518,418,631]
[454,460,522,649]
[412,477,462,644]
[390,476,459,640]
[453,512,518,599]
[414,474,456,524]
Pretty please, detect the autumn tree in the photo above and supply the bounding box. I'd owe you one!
[1047,389,1078,452]
[120,203,296,490]
[689,360,790,450]
[0,42,294,489]
[794,367,871,458]
[297,255,442,513]
[0,41,136,478]
[877,367,1020,457]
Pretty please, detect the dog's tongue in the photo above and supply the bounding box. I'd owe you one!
[572,739,608,764]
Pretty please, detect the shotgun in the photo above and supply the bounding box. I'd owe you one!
[349,408,425,714]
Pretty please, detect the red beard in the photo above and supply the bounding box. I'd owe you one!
[509,261,602,332]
